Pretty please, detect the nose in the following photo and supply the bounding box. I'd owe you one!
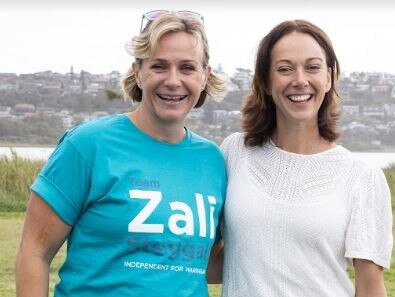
[292,68,309,88]
[164,67,181,88]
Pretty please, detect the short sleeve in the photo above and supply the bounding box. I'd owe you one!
[31,137,92,226]
[345,165,393,268]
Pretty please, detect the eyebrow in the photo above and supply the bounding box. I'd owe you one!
[149,58,198,64]
[274,57,325,64]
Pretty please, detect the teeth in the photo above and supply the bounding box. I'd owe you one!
[158,94,186,100]
[288,94,311,102]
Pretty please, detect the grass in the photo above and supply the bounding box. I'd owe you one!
[0,156,393,296]
[0,211,218,297]
[0,152,43,212]
[1,213,393,297]
[0,143,53,148]
[208,285,221,296]
[0,212,66,297]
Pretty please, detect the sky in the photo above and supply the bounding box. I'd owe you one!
[1,0,395,76]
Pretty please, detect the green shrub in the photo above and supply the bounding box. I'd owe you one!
[0,150,43,211]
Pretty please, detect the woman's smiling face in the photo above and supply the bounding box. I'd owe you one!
[268,31,331,127]
[133,31,209,126]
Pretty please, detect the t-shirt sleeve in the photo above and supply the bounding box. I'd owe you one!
[345,165,393,268]
[31,137,92,226]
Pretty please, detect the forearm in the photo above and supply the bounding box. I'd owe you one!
[355,283,387,297]
[206,241,224,284]
[16,250,50,297]
[16,193,70,297]
[354,259,387,297]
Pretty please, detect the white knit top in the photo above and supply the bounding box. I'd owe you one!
[220,133,393,297]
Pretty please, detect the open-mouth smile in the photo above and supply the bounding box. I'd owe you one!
[157,94,188,102]
[287,94,313,103]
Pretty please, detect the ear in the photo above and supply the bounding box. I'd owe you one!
[132,62,141,86]
[325,67,332,93]
[202,65,211,90]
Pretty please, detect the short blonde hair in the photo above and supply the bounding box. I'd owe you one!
[122,13,227,107]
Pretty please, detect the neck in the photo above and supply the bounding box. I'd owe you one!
[128,110,186,143]
[272,121,335,154]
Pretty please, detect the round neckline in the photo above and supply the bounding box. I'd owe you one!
[122,113,191,147]
[268,138,340,157]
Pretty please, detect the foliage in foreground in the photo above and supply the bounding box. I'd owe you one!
[0,151,43,212]
[0,158,394,296]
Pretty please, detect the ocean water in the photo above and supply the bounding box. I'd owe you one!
[1,146,395,169]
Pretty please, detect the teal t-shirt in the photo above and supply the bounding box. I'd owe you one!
[31,114,226,297]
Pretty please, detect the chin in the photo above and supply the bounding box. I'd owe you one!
[159,112,186,124]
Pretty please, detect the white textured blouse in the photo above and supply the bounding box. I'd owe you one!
[220,133,393,297]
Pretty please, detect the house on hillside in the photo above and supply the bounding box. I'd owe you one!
[13,103,35,117]
[0,106,12,118]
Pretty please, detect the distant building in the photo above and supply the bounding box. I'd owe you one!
[0,73,18,81]
[355,84,370,92]
[64,83,82,94]
[362,106,385,118]
[36,107,56,115]
[41,81,63,94]
[85,82,106,95]
[18,81,42,93]
[90,111,109,119]
[0,106,12,118]
[384,104,395,117]
[213,110,228,122]
[343,105,360,116]
[230,68,252,91]
[0,82,17,91]
[188,109,204,119]
[371,84,391,94]
[13,103,36,117]
[391,86,395,99]
[61,115,73,128]
[344,121,368,130]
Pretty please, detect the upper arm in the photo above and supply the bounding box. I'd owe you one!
[354,259,387,297]
[345,166,393,269]
[18,192,71,262]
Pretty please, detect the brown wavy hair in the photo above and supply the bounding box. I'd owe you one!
[122,13,227,108]
[243,19,341,147]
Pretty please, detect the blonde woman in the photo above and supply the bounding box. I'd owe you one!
[16,11,227,297]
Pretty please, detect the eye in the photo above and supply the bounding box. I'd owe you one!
[306,64,322,72]
[277,66,293,74]
[180,64,197,74]
[150,63,166,72]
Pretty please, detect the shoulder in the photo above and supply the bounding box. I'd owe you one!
[188,132,226,172]
[58,114,131,152]
[54,114,127,162]
[64,114,125,142]
[326,146,382,175]
[187,131,226,175]
[338,146,385,179]
[220,132,245,154]
[189,129,217,146]
[188,130,222,155]
[219,132,250,171]
[336,147,390,201]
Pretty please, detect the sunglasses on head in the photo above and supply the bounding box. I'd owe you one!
[140,10,204,32]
